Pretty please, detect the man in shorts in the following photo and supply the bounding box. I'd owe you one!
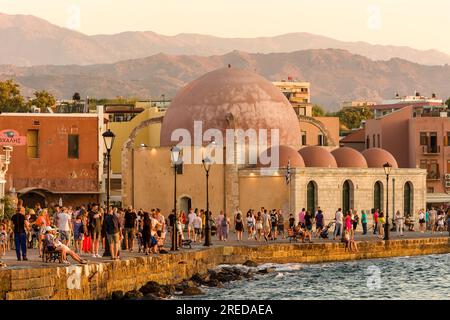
[103,206,121,260]
[56,207,72,245]
[123,207,137,252]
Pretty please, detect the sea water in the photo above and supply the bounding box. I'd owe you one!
[179,254,450,300]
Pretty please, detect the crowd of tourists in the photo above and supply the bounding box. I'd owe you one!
[0,200,449,266]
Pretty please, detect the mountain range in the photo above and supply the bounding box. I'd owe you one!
[2,49,450,110]
[1,12,450,66]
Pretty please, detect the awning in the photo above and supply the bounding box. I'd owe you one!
[426,193,450,203]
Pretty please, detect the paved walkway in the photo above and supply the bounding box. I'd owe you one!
[1,230,448,270]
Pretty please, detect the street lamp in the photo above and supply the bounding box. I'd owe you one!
[383,162,392,240]
[102,129,115,257]
[170,146,181,251]
[202,156,213,247]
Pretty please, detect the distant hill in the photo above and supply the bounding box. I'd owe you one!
[1,12,450,66]
[2,49,450,111]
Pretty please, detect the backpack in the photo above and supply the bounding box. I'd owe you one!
[221,218,228,228]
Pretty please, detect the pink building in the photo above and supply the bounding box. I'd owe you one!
[365,105,450,205]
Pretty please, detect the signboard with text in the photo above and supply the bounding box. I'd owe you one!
[0,129,26,146]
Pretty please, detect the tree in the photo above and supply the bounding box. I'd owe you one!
[30,90,56,111]
[445,97,450,108]
[312,104,327,117]
[0,196,16,220]
[72,92,81,101]
[336,106,373,130]
[0,79,30,112]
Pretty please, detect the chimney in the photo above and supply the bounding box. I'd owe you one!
[432,93,436,99]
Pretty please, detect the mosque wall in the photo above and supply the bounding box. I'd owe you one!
[130,147,225,215]
[238,174,289,214]
[292,168,427,223]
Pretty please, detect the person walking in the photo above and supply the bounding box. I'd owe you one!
[418,209,426,233]
[221,213,230,241]
[333,208,343,240]
[352,211,359,236]
[123,207,137,252]
[378,211,385,239]
[314,210,324,237]
[234,211,244,241]
[277,210,285,239]
[361,210,368,235]
[11,200,29,261]
[88,204,103,258]
[373,209,379,235]
[429,207,437,234]
[255,212,263,241]
[262,209,270,241]
[395,210,404,236]
[103,207,121,260]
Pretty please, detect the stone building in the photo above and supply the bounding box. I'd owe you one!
[122,67,427,222]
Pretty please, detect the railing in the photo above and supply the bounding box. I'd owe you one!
[422,145,440,154]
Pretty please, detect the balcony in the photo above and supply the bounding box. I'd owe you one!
[422,145,440,155]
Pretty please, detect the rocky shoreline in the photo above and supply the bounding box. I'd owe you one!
[110,260,275,300]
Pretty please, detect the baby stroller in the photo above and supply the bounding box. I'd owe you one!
[320,221,335,239]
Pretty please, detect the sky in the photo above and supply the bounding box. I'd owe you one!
[1,0,450,54]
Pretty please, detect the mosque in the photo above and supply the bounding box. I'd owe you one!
[121,67,426,222]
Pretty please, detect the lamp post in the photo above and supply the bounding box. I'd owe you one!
[383,162,392,241]
[170,146,181,251]
[202,156,213,247]
[102,129,115,257]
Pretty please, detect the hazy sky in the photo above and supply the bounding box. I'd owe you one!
[1,0,450,53]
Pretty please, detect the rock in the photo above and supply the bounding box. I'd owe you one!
[161,284,175,296]
[244,271,254,279]
[139,281,168,298]
[243,260,258,267]
[217,271,241,283]
[257,267,276,274]
[124,290,143,300]
[138,294,162,300]
[191,273,209,285]
[205,279,223,287]
[111,290,124,300]
[182,287,204,296]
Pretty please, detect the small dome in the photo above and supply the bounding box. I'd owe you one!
[331,147,368,168]
[258,145,305,168]
[361,148,399,168]
[298,146,338,168]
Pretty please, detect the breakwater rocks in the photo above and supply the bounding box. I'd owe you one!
[1,237,449,300]
[114,261,267,300]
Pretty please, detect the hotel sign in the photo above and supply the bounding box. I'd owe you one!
[0,129,26,146]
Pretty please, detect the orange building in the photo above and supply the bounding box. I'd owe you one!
[0,113,105,208]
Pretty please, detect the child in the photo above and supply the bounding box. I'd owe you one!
[0,223,7,256]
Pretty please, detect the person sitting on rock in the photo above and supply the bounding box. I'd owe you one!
[342,229,358,253]
[44,227,87,264]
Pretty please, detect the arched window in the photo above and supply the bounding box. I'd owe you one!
[374,181,383,211]
[404,182,413,216]
[307,181,318,214]
[342,180,354,214]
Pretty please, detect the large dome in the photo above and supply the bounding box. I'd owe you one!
[298,146,338,168]
[361,148,399,168]
[160,67,300,148]
[331,147,368,168]
[258,145,305,168]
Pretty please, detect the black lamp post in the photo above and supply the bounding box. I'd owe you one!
[170,146,181,251]
[102,129,115,257]
[202,156,213,247]
[383,162,392,241]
